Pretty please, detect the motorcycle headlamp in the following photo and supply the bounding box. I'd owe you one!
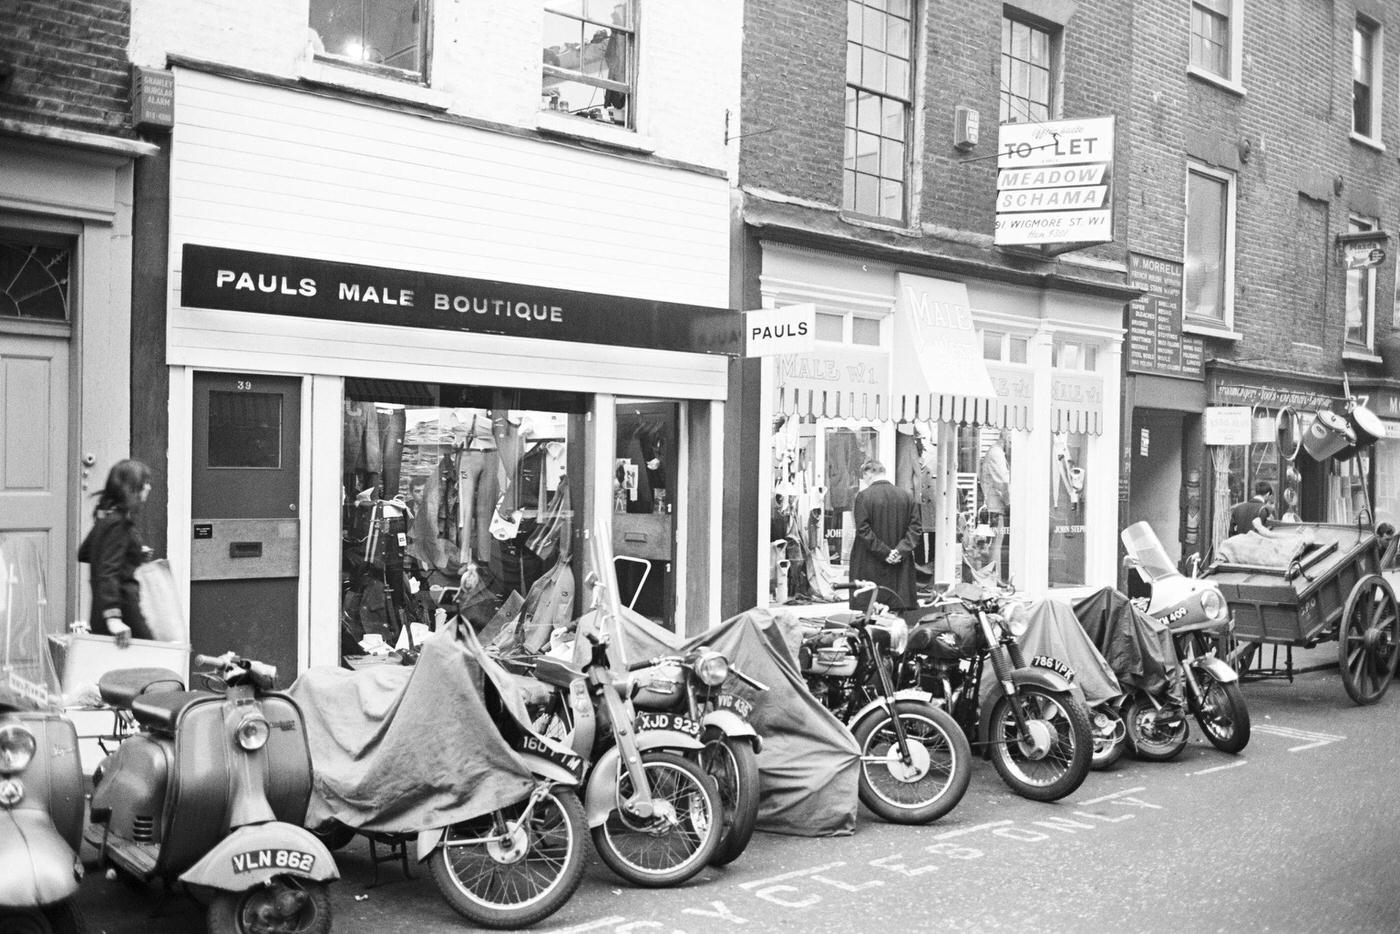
[1003,604,1030,639]
[1200,587,1227,621]
[0,724,37,774]
[235,714,270,751]
[693,650,730,687]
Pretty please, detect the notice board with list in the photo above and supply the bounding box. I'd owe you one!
[1126,253,1204,379]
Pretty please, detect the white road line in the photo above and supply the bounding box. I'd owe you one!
[1189,759,1248,775]
[553,917,629,933]
[1078,786,1147,806]
[933,820,1013,839]
[1254,724,1345,751]
[739,861,845,890]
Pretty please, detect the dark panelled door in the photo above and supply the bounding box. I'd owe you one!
[190,372,301,682]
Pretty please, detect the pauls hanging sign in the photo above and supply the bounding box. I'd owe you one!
[995,116,1115,246]
[180,244,741,356]
[745,303,815,356]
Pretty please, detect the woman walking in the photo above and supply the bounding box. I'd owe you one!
[78,459,155,646]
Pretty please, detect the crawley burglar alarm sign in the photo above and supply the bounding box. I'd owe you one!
[995,116,1115,246]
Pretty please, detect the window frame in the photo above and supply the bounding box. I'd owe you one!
[1345,215,1379,351]
[1188,0,1244,89]
[1352,15,1383,145]
[1183,161,1237,331]
[999,13,1060,126]
[842,0,917,225]
[541,0,639,130]
[308,0,432,85]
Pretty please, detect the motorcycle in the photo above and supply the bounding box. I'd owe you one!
[0,537,87,934]
[796,581,971,825]
[626,645,769,866]
[1121,521,1250,755]
[301,619,588,930]
[899,582,1094,801]
[89,652,337,934]
[515,525,721,887]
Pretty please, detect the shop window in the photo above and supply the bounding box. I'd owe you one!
[1048,430,1087,586]
[542,0,636,128]
[1373,436,1400,527]
[1353,16,1381,141]
[1000,14,1058,125]
[309,0,427,79]
[339,380,586,658]
[843,0,914,223]
[0,235,71,322]
[983,330,1031,364]
[959,426,1011,585]
[1346,216,1377,350]
[1052,339,1097,371]
[1184,163,1234,327]
[1189,0,1241,85]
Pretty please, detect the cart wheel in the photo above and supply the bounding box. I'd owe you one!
[1337,575,1400,706]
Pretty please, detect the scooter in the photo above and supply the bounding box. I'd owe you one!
[1121,521,1250,755]
[89,652,338,934]
[0,537,87,933]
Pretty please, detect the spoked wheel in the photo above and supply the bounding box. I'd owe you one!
[1089,703,1128,770]
[1122,694,1189,762]
[1338,575,1400,706]
[592,751,720,887]
[986,686,1093,801]
[851,700,971,824]
[427,784,586,929]
[1187,669,1250,753]
[207,877,331,934]
[698,735,760,866]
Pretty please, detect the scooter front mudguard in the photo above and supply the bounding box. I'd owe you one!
[976,665,1077,744]
[0,809,81,906]
[179,822,339,892]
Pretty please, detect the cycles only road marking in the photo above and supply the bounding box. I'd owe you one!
[1253,724,1345,751]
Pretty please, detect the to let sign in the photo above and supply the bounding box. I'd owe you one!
[995,116,1115,246]
[1204,406,1253,446]
[745,304,815,357]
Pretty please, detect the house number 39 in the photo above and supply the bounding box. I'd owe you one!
[235,379,254,391]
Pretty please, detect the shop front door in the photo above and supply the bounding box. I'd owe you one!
[190,372,301,681]
[613,400,678,629]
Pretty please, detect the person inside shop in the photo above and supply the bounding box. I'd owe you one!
[77,458,156,648]
[1229,481,1275,537]
[847,459,921,612]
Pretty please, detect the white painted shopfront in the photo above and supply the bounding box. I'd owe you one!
[757,243,1123,604]
[162,69,735,674]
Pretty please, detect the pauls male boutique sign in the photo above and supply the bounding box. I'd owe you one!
[181,245,740,355]
[995,116,1115,247]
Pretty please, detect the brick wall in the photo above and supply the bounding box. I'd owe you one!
[0,0,135,136]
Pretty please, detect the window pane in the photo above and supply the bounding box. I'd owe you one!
[882,97,905,140]
[857,92,880,133]
[1010,337,1029,363]
[852,316,881,345]
[885,56,908,95]
[209,392,282,469]
[816,312,845,341]
[311,0,422,73]
[863,48,885,91]
[879,178,903,219]
[541,1,635,127]
[843,128,858,170]
[845,87,858,128]
[848,1,862,42]
[855,173,879,215]
[0,239,71,321]
[842,170,856,211]
[1185,171,1228,321]
[887,0,909,17]
[983,330,1004,360]
[886,17,908,55]
[864,8,884,53]
[310,0,364,62]
[880,139,904,177]
[856,132,880,173]
[1011,21,1029,60]
[847,41,861,83]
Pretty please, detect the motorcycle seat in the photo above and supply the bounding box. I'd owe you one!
[532,655,584,689]
[97,667,186,708]
[131,690,218,732]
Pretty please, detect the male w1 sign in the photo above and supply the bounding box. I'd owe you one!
[745,303,815,357]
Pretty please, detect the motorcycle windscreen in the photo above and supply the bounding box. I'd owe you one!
[0,536,62,709]
[1120,521,1181,583]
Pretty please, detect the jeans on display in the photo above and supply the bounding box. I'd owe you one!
[458,449,498,562]
[343,402,382,474]
[377,407,406,498]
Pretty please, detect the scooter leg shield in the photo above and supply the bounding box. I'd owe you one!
[178,822,339,892]
[584,745,625,829]
[0,809,81,906]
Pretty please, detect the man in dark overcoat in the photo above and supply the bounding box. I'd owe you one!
[848,460,921,610]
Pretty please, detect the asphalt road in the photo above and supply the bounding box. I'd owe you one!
[77,663,1400,934]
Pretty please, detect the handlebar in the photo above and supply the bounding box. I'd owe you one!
[194,652,278,689]
[624,650,771,693]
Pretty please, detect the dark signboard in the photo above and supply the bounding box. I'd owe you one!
[181,245,741,356]
[1125,253,1203,380]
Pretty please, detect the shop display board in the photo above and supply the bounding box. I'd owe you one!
[1125,253,1204,379]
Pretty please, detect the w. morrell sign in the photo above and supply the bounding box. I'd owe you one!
[995,116,1115,247]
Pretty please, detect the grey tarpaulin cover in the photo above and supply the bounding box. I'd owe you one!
[1014,597,1122,706]
[1071,588,1177,696]
[572,604,859,836]
[289,627,536,834]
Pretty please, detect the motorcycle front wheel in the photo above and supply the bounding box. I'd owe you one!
[1188,670,1251,754]
[592,751,720,887]
[987,685,1093,801]
[427,784,586,929]
[1122,694,1189,762]
[698,734,760,866]
[851,699,971,824]
[207,876,331,934]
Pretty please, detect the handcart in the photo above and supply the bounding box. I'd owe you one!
[1203,521,1399,705]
